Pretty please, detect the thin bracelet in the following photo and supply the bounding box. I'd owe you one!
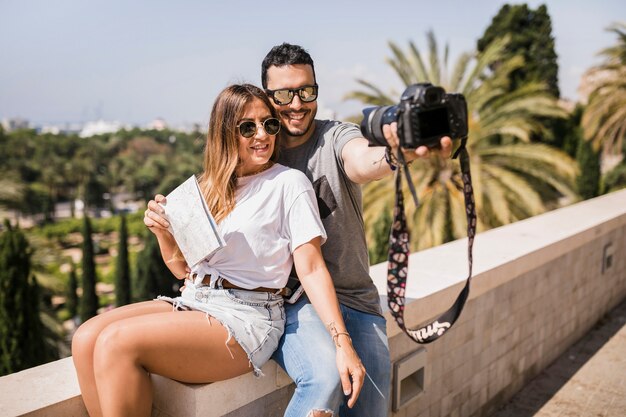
[332,332,352,348]
[384,147,398,171]
[327,321,352,348]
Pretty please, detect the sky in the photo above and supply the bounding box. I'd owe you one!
[1,0,625,128]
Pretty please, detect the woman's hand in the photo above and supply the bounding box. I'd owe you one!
[142,194,188,279]
[335,336,365,408]
[144,194,170,234]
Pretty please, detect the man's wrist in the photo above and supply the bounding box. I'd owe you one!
[334,332,353,348]
[327,321,352,348]
[384,147,398,171]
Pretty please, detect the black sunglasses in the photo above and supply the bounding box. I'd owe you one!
[265,84,319,106]
[236,118,281,138]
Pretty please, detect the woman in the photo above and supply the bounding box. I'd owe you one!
[72,84,365,417]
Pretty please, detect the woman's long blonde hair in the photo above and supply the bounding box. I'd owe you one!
[198,84,279,223]
[169,85,279,265]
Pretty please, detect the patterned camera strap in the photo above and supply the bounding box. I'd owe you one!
[387,142,476,343]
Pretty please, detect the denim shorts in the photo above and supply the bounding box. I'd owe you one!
[158,279,284,376]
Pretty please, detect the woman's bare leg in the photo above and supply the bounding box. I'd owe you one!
[71,301,173,417]
[93,310,252,417]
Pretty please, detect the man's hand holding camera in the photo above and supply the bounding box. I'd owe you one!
[361,82,467,163]
[382,122,453,161]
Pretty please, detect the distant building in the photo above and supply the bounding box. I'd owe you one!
[39,125,62,135]
[147,117,167,131]
[79,120,127,138]
[39,122,83,135]
[1,117,30,132]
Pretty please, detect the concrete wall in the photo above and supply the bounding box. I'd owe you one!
[387,216,625,416]
[1,189,625,417]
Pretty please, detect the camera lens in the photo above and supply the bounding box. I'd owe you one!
[360,105,397,147]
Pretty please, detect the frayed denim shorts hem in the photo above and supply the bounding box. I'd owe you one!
[158,280,284,376]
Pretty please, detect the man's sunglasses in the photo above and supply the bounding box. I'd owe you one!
[265,84,319,106]
[236,118,281,138]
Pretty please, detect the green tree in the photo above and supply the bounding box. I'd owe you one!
[601,162,626,193]
[134,233,178,301]
[582,22,626,155]
[347,32,578,250]
[66,263,78,318]
[0,178,24,217]
[477,3,559,98]
[0,221,48,375]
[115,215,131,306]
[576,135,601,199]
[21,183,54,221]
[80,215,98,322]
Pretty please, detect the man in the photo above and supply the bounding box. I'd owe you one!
[262,43,452,417]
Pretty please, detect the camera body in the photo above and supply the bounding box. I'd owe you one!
[360,83,468,149]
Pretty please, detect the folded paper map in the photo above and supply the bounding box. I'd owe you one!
[159,175,225,266]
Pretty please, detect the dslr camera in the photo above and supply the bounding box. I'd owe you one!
[360,83,468,149]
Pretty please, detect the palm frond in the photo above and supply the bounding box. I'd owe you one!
[426,30,441,85]
[344,79,396,106]
[582,22,626,154]
[407,40,429,82]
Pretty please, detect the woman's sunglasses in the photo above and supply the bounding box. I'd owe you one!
[237,118,281,138]
[265,85,318,106]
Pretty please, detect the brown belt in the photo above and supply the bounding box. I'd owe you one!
[193,274,289,296]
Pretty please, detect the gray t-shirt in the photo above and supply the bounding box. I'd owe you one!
[278,119,382,316]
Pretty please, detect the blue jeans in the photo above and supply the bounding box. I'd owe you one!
[272,296,391,416]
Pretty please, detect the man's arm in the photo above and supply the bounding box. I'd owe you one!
[342,122,452,184]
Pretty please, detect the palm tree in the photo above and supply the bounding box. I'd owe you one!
[347,31,579,250]
[581,22,626,155]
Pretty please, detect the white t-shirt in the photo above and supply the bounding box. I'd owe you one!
[191,163,326,289]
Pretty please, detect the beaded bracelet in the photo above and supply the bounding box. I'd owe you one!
[384,147,398,171]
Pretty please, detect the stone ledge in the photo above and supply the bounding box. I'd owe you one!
[0,357,293,417]
[151,360,292,417]
[0,357,87,417]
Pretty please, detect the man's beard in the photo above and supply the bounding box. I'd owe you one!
[285,120,315,137]
[282,109,316,137]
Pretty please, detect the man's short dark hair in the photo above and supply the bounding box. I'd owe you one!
[261,43,316,89]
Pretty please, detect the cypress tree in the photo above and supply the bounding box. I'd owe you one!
[477,4,560,97]
[0,221,47,375]
[576,138,601,200]
[478,4,565,148]
[80,215,98,323]
[114,215,131,306]
[23,274,47,365]
[134,232,178,301]
[66,263,78,318]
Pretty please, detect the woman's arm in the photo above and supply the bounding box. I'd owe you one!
[144,194,188,279]
[292,236,365,409]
